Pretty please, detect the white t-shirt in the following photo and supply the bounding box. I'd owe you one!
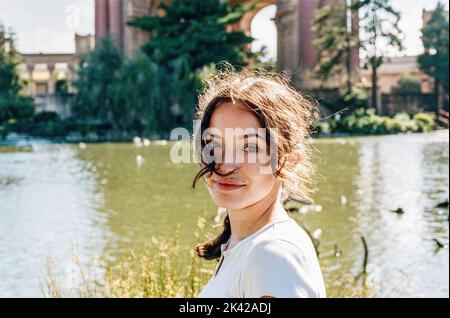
[198,218,326,298]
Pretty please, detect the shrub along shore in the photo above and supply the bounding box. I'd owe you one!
[0,108,439,143]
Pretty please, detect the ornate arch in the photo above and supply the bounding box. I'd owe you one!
[230,0,278,36]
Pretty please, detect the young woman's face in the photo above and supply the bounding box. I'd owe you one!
[203,101,279,210]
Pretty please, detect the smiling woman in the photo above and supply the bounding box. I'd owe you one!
[192,67,326,298]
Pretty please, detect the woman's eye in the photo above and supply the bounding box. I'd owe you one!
[244,144,259,153]
[212,142,222,151]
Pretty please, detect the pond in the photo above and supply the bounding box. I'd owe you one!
[0,130,448,297]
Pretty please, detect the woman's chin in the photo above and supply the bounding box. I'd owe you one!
[210,194,244,210]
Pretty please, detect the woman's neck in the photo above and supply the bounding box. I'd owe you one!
[226,183,290,250]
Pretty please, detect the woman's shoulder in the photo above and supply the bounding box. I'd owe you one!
[248,219,317,258]
[242,219,322,280]
[240,220,326,298]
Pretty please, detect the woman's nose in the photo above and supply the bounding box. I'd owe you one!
[215,161,240,174]
[215,146,241,173]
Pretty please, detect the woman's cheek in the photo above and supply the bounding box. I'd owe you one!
[242,162,271,179]
[242,164,275,190]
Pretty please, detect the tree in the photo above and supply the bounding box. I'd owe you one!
[313,0,359,94]
[71,37,123,129]
[109,54,180,135]
[128,0,255,71]
[127,0,255,129]
[71,37,198,137]
[72,1,259,136]
[0,23,34,136]
[392,73,421,95]
[356,0,404,113]
[417,2,449,111]
[55,79,69,94]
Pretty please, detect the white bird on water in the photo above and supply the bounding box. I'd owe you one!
[154,140,168,146]
[133,137,143,147]
[136,154,145,166]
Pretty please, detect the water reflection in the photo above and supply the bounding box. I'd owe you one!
[0,143,107,297]
[308,131,449,297]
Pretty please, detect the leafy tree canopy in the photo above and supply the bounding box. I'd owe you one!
[127,0,255,71]
[417,2,449,93]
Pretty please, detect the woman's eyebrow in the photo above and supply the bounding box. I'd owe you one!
[204,132,221,140]
[204,132,264,140]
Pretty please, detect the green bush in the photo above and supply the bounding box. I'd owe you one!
[0,96,35,138]
[0,96,34,123]
[339,84,369,110]
[1,25,36,137]
[33,111,60,123]
[392,74,421,94]
[413,112,436,132]
[316,108,437,136]
[10,111,74,138]
[381,117,402,133]
[31,120,70,137]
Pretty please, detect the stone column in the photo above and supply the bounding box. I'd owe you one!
[275,0,300,77]
[123,0,153,58]
[47,64,55,95]
[298,0,317,71]
[350,0,360,80]
[95,0,109,43]
[108,0,123,49]
[67,63,77,93]
[26,64,34,96]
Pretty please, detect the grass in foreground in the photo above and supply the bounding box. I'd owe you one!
[41,217,375,298]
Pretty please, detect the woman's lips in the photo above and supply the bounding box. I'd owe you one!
[213,181,245,191]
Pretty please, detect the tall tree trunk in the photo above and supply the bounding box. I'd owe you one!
[345,42,352,95]
[344,1,352,95]
[371,62,380,114]
[434,77,441,114]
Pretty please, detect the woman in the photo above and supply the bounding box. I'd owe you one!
[193,68,326,298]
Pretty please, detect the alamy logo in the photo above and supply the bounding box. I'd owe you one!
[169,120,279,174]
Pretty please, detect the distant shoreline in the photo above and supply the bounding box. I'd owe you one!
[1,129,448,147]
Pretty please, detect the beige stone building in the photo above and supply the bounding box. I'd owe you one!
[15,34,94,116]
[361,9,449,95]
[18,34,94,96]
[361,55,434,94]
